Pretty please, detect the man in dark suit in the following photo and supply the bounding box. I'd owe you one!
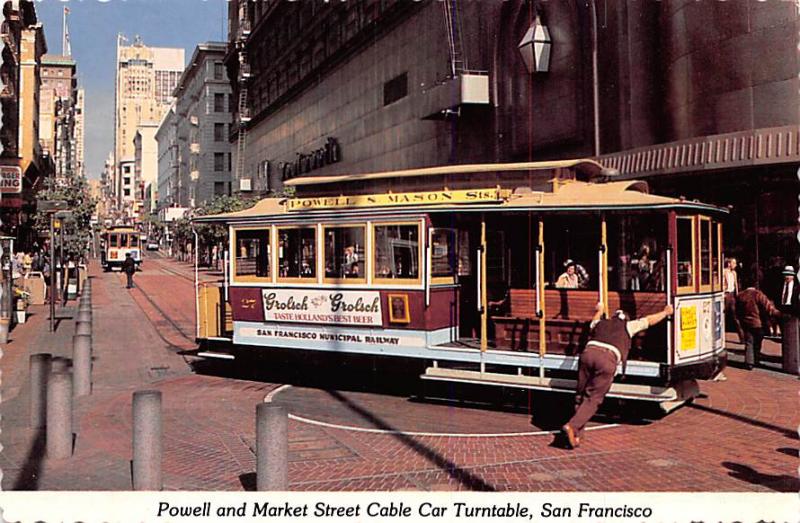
[778,266,800,374]
[122,253,136,289]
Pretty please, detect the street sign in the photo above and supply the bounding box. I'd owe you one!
[38,200,68,212]
[0,166,22,194]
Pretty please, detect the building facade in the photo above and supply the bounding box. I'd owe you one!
[133,122,158,215]
[39,54,78,183]
[155,103,179,209]
[166,41,232,209]
[226,0,799,290]
[0,0,51,243]
[114,35,184,215]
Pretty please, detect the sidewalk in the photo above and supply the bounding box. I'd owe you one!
[1,257,797,492]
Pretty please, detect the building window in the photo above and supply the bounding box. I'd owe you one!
[214,181,226,196]
[123,188,131,197]
[214,93,225,112]
[124,177,131,186]
[383,72,408,106]
[214,123,225,142]
[214,61,224,80]
[214,153,225,172]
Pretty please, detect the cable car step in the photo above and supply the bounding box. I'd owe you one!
[422,367,697,403]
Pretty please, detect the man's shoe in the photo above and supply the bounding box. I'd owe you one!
[745,364,754,370]
[562,424,579,449]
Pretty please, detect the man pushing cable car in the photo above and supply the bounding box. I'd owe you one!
[562,301,674,449]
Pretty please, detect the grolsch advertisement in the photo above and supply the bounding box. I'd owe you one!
[262,289,382,326]
[0,166,22,194]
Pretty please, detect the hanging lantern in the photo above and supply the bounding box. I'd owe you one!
[518,15,552,73]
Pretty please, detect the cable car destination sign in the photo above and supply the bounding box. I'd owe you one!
[286,187,512,211]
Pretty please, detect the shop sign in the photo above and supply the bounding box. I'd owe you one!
[262,289,382,326]
[280,137,341,181]
[287,187,512,212]
[0,166,22,194]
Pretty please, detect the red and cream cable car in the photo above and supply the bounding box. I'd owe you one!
[194,160,727,410]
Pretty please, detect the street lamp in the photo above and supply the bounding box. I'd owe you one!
[518,15,552,74]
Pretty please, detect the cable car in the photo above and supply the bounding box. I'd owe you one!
[194,160,728,411]
[100,227,142,271]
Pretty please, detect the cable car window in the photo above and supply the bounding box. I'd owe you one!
[324,225,365,280]
[236,229,270,278]
[677,216,695,290]
[700,218,712,288]
[110,234,119,248]
[373,224,419,281]
[278,228,316,279]
[431,228,457,278]
[545,216,598,290]
[607,214,666,292]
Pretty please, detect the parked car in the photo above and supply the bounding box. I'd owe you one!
[147,241,159,251]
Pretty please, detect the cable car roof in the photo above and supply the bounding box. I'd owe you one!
[195,177,727,224]
[283,159,608,187]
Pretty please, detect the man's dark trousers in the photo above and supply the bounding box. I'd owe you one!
[126,272,134,289]
[744,328,763,368]
[567,346,617,438]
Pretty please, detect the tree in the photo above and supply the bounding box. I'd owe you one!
[34,172,96,260]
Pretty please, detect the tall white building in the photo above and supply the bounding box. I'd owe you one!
[113,35,184,216]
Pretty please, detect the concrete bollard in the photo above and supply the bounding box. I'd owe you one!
[46,371,73,458]
[132,390,162,490]
[256,403,288,491]
[72,334,92,397]
[76,320,91,336]
[782,316,799,375]
[76,310,92,324]
[29,353,52,429]
[51,356,71,372]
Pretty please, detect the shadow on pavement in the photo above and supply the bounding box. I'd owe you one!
[722,462,800,492]
[687,402,797,439]
[191,348,660,434]
[12,429,45,490]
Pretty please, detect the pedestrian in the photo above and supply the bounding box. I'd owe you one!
[561,301,673,449]
[122,252,136,289]
[735,286,781,370]
[723,257,744,343]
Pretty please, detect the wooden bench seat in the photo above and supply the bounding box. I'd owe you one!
[491,288,666,355]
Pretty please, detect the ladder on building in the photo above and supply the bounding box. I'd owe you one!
[442,0,466,76]
[234,0,252,190]
[234,86,249,187]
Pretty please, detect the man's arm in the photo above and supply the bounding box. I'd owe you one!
[589,302,604,328]
[643,304,674,328]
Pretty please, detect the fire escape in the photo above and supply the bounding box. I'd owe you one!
[420,0,488,121]
[234,1,252,192]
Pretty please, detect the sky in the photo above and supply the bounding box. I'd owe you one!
[36,0,229,180]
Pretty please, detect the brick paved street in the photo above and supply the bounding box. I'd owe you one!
[1,254,797,492]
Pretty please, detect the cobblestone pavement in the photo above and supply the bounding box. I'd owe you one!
[1,255,797,492]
